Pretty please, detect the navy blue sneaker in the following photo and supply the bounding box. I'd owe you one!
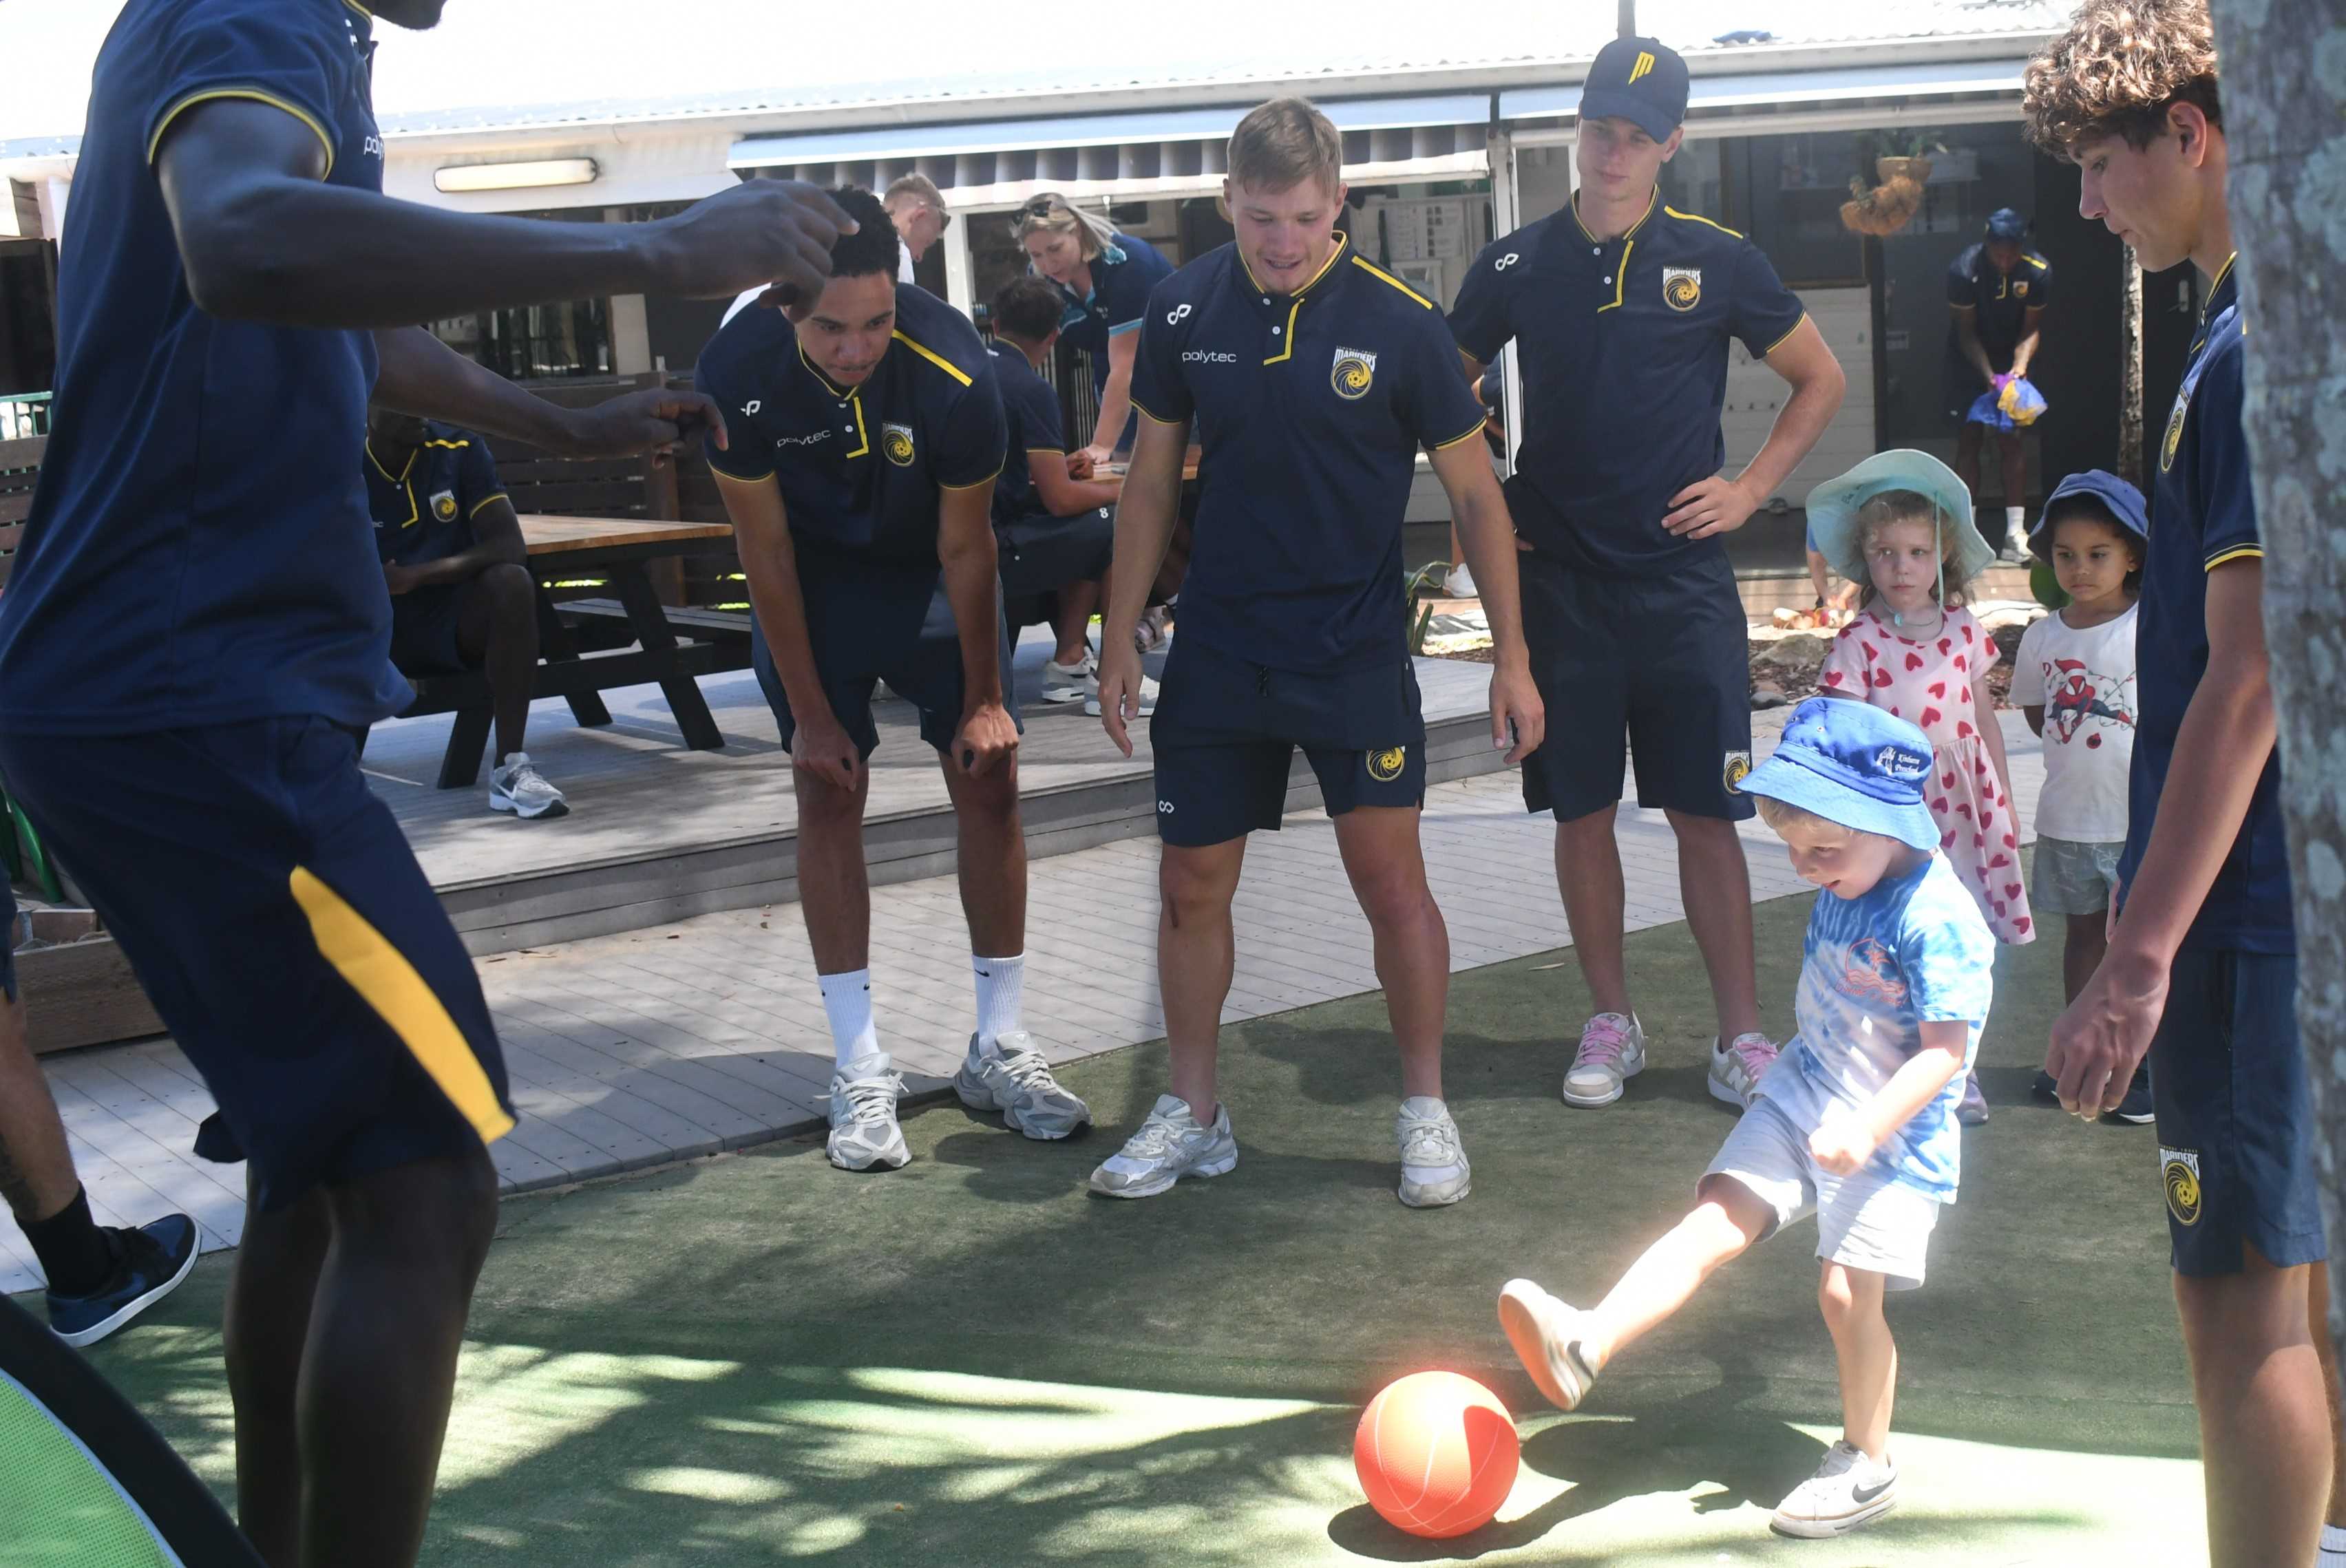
[2031,1069,2060,1104]
[47,1214,200,1348]
[2105,1068,2155,1126]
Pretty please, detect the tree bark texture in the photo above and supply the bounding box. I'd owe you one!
[2121,250,2145,487]
[2208,0,2346,1366]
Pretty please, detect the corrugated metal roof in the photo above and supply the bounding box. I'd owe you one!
[0,0,2064,149]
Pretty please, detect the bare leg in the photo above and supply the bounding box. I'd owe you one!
[2175,1245,2334,1568]
[0,988,81,1223]
[2310,1262,2346,1530]
[2062,912,2109,1006]
[1159,838,1247,1123]
[1820,1263,1898,1461]
[1954,420,1985,500]
[794,767,872,974]
[453,563,540,766]
[295,1147,500,1568]
[1665,809,1764,1041]
[1554,805,1631,1018]
[940,754,1025,959]
[224,1176,330,1567]
[1332,806,1448,1101]
[1048,582,1101,666]
[1581,1175,1773,1371]
[1996,430,2028,519]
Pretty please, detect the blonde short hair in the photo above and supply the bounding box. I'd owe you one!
[883,173,944,213]
[1755,794,1861,845]
[1854,488,1973,611]
[1228,98,1343,195]
[1008,192,1119,262]
[2022,0,2223,154]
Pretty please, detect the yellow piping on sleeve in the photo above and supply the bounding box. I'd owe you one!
[149,88,335,176]
[468,492,509,520]
[1429,421,1490,452]
[2206,544,2263,571]
[938,465,1002,491]
[1759,314,1811,358]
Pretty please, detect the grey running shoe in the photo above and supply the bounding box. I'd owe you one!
[490,752,569,820]
[1563,1013,1645,1108]
[954,1031,1090,1139]
[1498,1278,1600,1412]
[1088,1094,1236,1198]
[1396,1096,1470,1207]
[825,1052,909,1171]
[1771,1440,1898,1538]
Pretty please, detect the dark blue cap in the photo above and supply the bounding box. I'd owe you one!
[1581,37,1690,142]
[1738,698,1941,852]
[1985,207,2029,241]
[2030,467,2149,560]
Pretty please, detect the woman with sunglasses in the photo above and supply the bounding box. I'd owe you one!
[1013,194,1175,467]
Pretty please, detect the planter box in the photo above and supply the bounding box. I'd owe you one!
[17,926,166,1057]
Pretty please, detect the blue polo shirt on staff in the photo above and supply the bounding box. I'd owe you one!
[695,282,1006,566]
[1946,240,2052,367]
[1449,192,1808,578]
[0,0,402,734]
[364,423,508,566]
[2120,254,2290,953]
[1047,232,1176,383]
[1129,231,1488,675]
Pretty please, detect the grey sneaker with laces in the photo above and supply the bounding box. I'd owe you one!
[1396,1096,1470,1207]
[1088,1094,1236,1198]
[489,752,569,820]
[825,1051,909,1171]
[954,1031,1091,1139]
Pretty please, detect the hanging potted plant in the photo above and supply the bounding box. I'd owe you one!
[1871,129,1945,189]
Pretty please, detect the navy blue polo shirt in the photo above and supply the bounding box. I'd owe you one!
[1945,242,2051,360]
[1450,193,1807,578]
[1130,233,1488,674]
[1047,233,1176,387]
[696,284,1006,568]
[2117,256,2291,954]
[364,423,507,567]
[0,0,401,734]
[986,347,1066,530]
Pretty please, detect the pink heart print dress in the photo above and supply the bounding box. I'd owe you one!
[1818,607,2035,944]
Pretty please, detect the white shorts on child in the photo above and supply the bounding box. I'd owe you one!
[1702,1096,1942,1290]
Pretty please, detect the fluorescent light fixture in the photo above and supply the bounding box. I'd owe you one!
[434,158,598,193]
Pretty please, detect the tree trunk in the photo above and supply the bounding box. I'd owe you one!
[2119,249,2144,488]
[2208,0,2346,1373]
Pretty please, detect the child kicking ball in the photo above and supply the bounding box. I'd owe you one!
[1498,698,1995,1539]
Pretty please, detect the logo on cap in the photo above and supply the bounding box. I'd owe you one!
[1872,745,1932,782]
[1628,50,1656,83]
[881,423,916,467]
[1331,347,1377,401]
[1664,267,1702,312]
[1366,746,1406,782]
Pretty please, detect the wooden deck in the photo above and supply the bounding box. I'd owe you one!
[363,630,1509,952]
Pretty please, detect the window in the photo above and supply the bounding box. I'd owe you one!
[427,209,614,380]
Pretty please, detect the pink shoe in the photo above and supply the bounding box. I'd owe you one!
[1562,1013,1645,1108]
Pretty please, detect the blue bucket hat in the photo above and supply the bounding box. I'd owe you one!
[2027,468,2149,563]
[1804,449,1997,595]
[1740,698,1941,852]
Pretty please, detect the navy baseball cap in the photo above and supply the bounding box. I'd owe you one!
[1739,698,1941,852]
[1985,208,2029,241]
[2029,467,2149,561]
[1581,37,1690,142]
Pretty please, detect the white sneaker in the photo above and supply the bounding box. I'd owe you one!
[1038,653,1097,704]
[1497,1278,1600,1412]
[1441,562,1478,598]
[1084,672,1159,718]
[1397,1096,1470,1207]
[1771,1440,1898,1538]
[1562,1013,1645,1108]
[1708,1032,1780,1109]
[953,1030,1090,1139]
[824,1051,909,1171]
[489,752,569,820]
[1088,1094,1236,1198]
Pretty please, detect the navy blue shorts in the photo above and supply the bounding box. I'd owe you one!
[1516,546,1755,822]
[2152,950,2325,1277]
[389,584,469,677]
[997,509,1114,600]
[1148,639,1426,848]
[752,549,1019,759]
[0,718,514,1211]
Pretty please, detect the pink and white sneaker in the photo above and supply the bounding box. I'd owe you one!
[1709,1032,1781,1109]
[1562,1013,1645,1108]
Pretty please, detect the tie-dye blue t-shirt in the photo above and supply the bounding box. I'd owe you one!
[1756,853,1996,1200]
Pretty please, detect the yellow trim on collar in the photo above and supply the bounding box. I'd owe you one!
[1571,188,1658,246]
[1662,205,1743,239]
[1596,238,1636,312]
[149,88,335,177]
[1238,233,1350,301]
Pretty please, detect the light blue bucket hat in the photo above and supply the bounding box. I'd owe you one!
[1804,449,1997,596]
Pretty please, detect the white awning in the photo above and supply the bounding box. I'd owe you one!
[727,92,1490,206]
[1500,56,2029,125]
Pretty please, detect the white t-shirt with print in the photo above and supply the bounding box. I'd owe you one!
[2010,602,2138,843]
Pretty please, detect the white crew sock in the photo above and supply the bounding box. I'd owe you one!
[2319,1523,2346,1567]
[2005,505,2027,542]
[973,953,1025,1048]
[816,969,878,1068]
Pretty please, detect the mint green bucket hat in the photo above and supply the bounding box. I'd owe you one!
[1804,449,1996,595]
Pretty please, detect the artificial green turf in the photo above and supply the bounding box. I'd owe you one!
[53,867,2200,1565]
